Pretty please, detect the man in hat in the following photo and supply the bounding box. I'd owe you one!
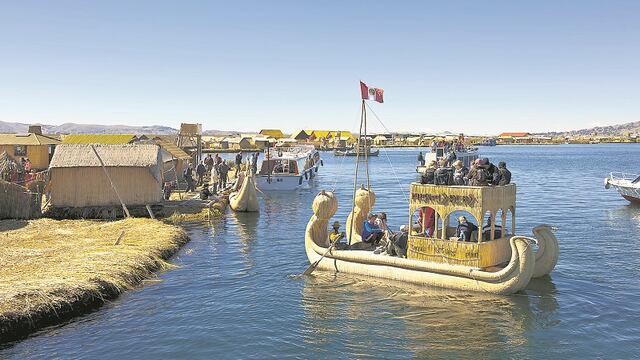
[362,213,384,245]
[386,225,409,257]
[495,161,512,186]
[329,221,346,248]
[452,159,469,185]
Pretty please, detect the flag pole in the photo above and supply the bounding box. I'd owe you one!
[348,99,365,245]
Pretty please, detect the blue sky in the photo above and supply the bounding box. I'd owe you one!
[0,1,638,135]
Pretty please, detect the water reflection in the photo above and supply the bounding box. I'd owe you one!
[301,272,559,357]
[228,212,260,267]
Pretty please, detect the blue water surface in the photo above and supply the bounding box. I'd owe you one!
[1,144,639,359]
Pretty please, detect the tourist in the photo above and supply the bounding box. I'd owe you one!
[421,160,437,184]
[205,154,214,173]
[235,152,243,169]
[417,151,425,166]
[482,218,502,241]
[443,149,456,166]
[196,161,206,186]
[469,159,490,186]
[183,164,196,192]
[24,158,32,172]
[496,161,512,186]
[251,152,259,174]
[362,213,384,245]
[386,225,409,258]
[200,183,212,200]
[452,160,468,185]
[456,216,478,242]
[434,159,453,185]
[218,160,230,189]
[417,207,436,237]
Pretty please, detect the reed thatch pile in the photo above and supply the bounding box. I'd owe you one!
[0,217,188,343]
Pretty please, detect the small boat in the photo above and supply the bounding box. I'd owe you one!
[229,170,259,212]
[334,138,379,157]
[255,145,322,191]
[604,172,640,204]
[416,145,479,173]
[334,147,379,157]
[305,184,559,294]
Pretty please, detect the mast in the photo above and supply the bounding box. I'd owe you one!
[348,99,368,245]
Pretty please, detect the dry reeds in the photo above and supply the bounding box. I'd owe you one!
[0,217,188,343]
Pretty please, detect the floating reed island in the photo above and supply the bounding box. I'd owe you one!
[0,217,188,343]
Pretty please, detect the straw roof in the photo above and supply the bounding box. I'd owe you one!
[49,144,161,168]
[155,140,191,160]
[0,133,61,146]
[62,134,136,145]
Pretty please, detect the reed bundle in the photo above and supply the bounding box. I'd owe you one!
[0,217,188,342]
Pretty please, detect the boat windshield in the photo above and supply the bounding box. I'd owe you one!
[259,159,299,175]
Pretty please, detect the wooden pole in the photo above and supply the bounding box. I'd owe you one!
[348,101,365,245]
[146,204,155,219]
[90,145,131,218]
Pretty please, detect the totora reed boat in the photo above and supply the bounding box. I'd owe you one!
[304,82,558,294]
[305,184,559,294]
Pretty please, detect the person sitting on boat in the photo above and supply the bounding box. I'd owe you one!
[362,213,384,245]
[495,161,512,186]
[434,159,453,185]
[452,160,469,185]
[456,216,478,242]
[417,207,436,237]
[482,218,502,241]
[421,160,438,185]
[384,225,409,258]
[469,159,490,186]
[329,221,347,249]
[417,151,425,166]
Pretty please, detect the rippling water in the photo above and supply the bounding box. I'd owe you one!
[2,145,640,359]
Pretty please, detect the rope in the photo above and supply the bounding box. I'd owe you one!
[364,102,409,203]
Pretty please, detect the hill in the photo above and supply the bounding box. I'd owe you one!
[542,121,640,137]
[0,121,179,135]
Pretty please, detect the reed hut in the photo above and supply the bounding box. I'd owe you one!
[48,144,163,208]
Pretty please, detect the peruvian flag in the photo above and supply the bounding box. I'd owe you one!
[360,81,384,103]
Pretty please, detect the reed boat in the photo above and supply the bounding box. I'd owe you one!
[229,170,259,212]
[604,172,640,204]
[304,184,559,294]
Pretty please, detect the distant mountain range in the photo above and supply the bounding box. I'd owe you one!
[541,121,640,137]
[0,120,235,136]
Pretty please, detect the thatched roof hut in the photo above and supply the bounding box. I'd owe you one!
[48,144,163,208]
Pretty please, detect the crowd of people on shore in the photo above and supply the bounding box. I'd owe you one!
[420,156,511,187]
[176,152,260,200]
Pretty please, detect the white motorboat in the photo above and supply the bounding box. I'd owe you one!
[416,145,479,173]
[604,172,640,204]
[256,145,322,191]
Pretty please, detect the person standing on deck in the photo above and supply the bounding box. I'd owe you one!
[417,151,425,166]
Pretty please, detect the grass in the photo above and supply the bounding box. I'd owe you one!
[0,217,188,343]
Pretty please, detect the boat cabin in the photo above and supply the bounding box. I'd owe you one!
[407,183,516,268]
[259,158,300,176]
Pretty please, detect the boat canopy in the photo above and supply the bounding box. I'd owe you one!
[408,183,517,268]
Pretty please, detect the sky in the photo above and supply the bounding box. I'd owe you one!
[0,1,639,135]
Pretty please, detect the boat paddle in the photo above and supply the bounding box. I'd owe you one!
[303,234,344,276]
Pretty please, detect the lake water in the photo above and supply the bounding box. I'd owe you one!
[2,145,640,359]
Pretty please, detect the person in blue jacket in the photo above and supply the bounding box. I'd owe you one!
[362,213,384,245]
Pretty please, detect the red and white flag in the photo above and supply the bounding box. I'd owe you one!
[360,81,384,103]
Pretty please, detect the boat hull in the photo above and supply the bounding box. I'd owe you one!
[256,166,318,191]
[605,174,640,203]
